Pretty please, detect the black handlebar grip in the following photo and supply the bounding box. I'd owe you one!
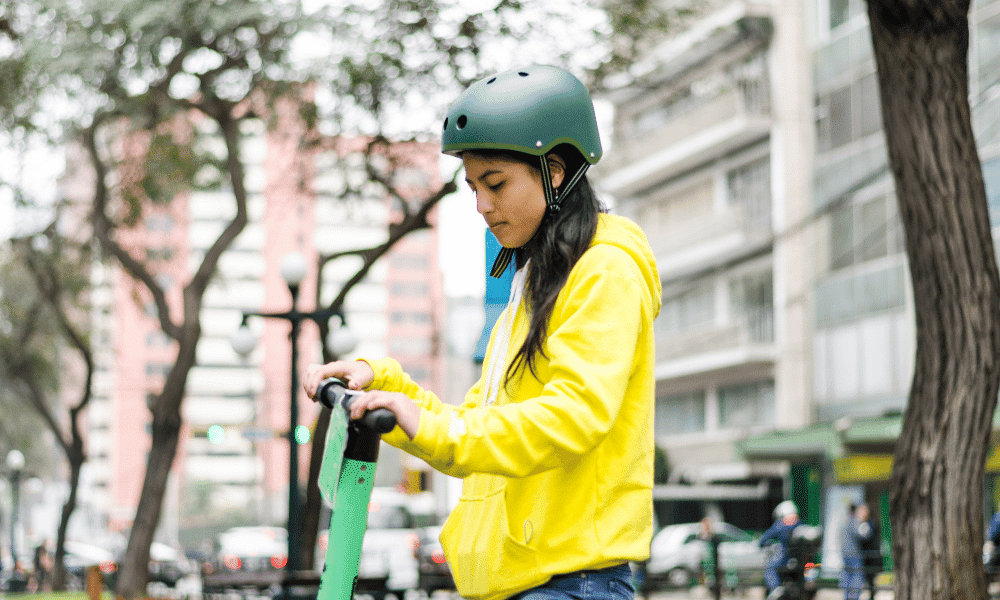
[316,377,398,433]
[316,377,349,410]
[357,408,397,434]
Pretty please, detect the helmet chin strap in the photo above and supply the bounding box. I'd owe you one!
[488,156,590,278]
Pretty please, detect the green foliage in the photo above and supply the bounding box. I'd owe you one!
[653,445,671,485]
[313,0,613,138]
[590,0,699,89]
[0,243,66,463]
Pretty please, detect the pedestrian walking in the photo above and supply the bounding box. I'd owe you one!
[31,543,52,592]
[840,503,874,600]
[305,64,662,600]
[857,504,882,598]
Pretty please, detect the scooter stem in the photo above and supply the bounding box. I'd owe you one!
[319,425,381,600]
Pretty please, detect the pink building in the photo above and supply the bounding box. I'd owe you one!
[71,113,446,538]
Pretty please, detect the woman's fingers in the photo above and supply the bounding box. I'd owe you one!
[302,360,374,398]
[348,391,420,440]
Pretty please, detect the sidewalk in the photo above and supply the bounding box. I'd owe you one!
[645,585,893,600]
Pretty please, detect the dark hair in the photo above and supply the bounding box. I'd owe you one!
[467,146,607,387]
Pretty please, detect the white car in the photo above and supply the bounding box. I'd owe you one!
[202,526,288,596]
[645,522,768,588]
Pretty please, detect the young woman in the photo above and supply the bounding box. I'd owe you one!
[304,65,661,600]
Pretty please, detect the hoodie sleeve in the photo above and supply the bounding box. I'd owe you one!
[361,357,486,478]
[402,244,649,478]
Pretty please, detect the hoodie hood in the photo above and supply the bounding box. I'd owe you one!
[591,213,662,318]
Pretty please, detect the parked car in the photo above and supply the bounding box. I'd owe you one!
[61,538,191,591]
[201,526,287,597]
[414,525,453,593]
[147,542,192,587]
[645,522,768,589]
[62,540,119,590]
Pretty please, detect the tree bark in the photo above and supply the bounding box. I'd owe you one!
[866,1,1000,598]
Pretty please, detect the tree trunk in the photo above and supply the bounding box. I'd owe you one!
[866,1,1000,598]
[115,325,197,598]
[52,447,83,591]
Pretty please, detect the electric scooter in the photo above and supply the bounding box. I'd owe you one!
[314,377,398,600]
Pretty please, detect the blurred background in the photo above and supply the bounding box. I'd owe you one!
[1,0,999,597]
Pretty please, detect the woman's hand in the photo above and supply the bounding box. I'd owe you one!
[346,390,421,441]
[303,360,375,398]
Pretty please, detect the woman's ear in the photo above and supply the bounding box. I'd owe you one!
[547,154,566,189]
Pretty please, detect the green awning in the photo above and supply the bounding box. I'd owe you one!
[738,422,842,459]
[739,414,906,460]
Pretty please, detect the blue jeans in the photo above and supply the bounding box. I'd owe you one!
[509,564,635,600]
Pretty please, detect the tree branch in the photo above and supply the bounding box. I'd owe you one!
[184,101,249,305]
[84,118,182,340]
[320,173,458,311]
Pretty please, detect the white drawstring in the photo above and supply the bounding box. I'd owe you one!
[483,263,528,407]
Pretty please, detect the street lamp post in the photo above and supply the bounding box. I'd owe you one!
[230,252,357,591]
[5,450,24,571]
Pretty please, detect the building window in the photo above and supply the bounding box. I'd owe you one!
[730,270,774,343]
[719,381,775,429]
[829,0,850,29]
[727,157,772,232]
[817,73,881,152]
[975,20,1000,96]
[828,0,864,31]
[391,311,432,325]
[146,247,174,262]
[146,331,173,347]
[656,390,706,435]
[816,263,906,326]
[390,282,429,297]
[145,363,171,377]
[401,365,430,381]
[829,195,903,270]
[657,283,715,336]
[390,254,429,270]
[984,156,1000,227]
[640,179,714,235]
[146,214,175,232]
[389,337,432,355]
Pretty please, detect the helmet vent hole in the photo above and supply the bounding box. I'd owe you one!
[442,117,448,131]
[457,115,468,129]
[487,77,496,84]
[518,72,529,77]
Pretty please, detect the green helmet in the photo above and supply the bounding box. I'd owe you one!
[441,65,602,165]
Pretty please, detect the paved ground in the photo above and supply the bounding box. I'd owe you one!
[645,585,893,600]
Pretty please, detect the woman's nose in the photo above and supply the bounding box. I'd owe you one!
[476,193,492,215]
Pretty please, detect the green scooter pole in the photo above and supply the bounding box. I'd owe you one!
[315,378,397,600]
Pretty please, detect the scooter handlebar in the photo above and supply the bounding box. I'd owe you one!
[317,377,398,434]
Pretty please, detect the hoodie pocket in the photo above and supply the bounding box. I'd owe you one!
[440,485,542,597]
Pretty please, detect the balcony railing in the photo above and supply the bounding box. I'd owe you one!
[656,306,774,364]
[602,77,772,185]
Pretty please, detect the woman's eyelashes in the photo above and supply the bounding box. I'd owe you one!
[488,181,504,192]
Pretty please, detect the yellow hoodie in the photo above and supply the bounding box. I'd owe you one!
[364,213,662,600]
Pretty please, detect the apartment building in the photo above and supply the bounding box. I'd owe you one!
[596,0,1000,567]
[595,0,814,531]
